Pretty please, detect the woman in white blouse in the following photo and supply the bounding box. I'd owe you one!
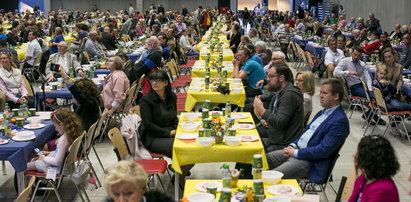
[0,52,28,108]
[295,71,315,126]
[26,109,83,173]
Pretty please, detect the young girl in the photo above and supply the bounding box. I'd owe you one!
[372,65,411,111]
[27,109,83,173]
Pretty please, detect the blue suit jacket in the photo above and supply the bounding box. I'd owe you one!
[293,106,350,184]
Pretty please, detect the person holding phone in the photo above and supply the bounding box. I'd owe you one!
[45,41,82,82]
[26,109,83,173]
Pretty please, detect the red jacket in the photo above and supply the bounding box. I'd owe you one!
[363,40,381,55]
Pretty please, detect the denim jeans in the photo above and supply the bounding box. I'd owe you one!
[387,98,411,111]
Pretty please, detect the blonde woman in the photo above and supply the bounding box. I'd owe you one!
[295,71,315,123]
[26,109,83,173]
[104,161,173,202]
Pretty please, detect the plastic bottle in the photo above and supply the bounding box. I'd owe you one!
[3,103,10,119]
[225,101,231,117]
[22,101,29,118]
[222,164,231,189]
[18,105,24,118]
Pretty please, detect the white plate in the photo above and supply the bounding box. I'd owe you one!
[187,193,215,202]
[36,112,52,119]
[234,124,255,130]
[238,135,259,142]
[194,181,223,192]
[230,113,249,119]
[263,196,291,202]
[0,139,10,145]
[12,135,36,141]
[23,124,46,130]
[176,133,198,140]
[267,185,300,196]
[15,131,35,138]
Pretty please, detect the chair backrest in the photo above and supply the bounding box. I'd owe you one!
[33,52,43,67]
[22,75,34,97]
[123,81,138,112]
[16,176,36,202]
[93,109,109,143]
[361,80,372,103]
[129,105,140,116]
[303,111,312,128]
[83,51,91,64]
[64,134,85,168]
[321,141,345,185]
[372,87,388,111]
[107,127,130,161]
[306,51,314,67]
[83,122,98,156]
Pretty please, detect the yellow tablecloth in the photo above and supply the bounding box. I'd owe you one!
[191,60,234,78]
[196,41,229,50]
[15,36,76,60]
[185,78,246,111]
[172,112,268,174]
[183,179,302,198]
[199,49,234,62]
[201,35,229,43]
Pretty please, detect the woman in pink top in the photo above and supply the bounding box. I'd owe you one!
[27,109,83,172]
[348,135,400,202]
[135,19,146,38]
[101,56,130,114]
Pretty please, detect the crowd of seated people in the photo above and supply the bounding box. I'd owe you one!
[0,4,409,201]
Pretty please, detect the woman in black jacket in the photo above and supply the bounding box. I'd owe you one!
[139,70,192,187]
[68,78,102,131]
[140,70,177,157]
[229,23,242,54]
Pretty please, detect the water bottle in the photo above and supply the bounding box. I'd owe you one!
[222,164,231,189]
[3,103,10,119]
[22,101,29,118]
[225,101,231,117]
[18,105,24,118]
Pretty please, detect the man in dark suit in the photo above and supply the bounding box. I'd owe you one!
[267,78,350,184]
[101,27,117,51]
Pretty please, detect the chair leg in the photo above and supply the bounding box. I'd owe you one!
[400,116,411,142]
[155,174,166,192]
[73,183,87,202]
[30,180,43,202]
[49,180,62,202]
[92,145,105,171]
[2,161,6,175]
[88,160,102,187]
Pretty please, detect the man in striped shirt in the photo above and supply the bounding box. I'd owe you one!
[277,24,292,61]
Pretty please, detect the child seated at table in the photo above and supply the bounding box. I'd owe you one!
[373,66,411,111]
[26,109,83,173]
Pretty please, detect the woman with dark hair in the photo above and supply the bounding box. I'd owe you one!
[229,23,241,54]
[348,135,400,202]
[68,78,103,131]
[139,70,192,187]
[140,70,176,157]
[362,31,381,55]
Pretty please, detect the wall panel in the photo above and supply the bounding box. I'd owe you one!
[340,0,411,32]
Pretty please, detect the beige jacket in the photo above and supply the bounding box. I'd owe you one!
[45,52,81,79]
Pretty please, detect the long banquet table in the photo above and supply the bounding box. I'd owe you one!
[0,120,56,193]
[172,112,268,200]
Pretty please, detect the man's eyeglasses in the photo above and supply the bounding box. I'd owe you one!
[267,74,279,79]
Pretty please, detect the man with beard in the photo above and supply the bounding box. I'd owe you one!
[253,62,304,152]
[237,62,304,179]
